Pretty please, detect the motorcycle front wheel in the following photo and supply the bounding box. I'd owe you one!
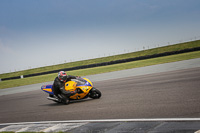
[89,88,101,99]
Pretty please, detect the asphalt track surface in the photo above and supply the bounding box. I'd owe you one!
[1,59,200,132]
[0,66,200,124]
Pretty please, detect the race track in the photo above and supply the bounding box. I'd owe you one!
[0,67,200,124]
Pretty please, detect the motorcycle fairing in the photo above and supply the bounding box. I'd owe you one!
[84,78,93,87]
[41,85,54,95]
[76,78,93,87]
[65,78,93,100]
[41,78,95,100]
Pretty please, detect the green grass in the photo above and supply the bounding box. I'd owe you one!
[0,50,200,89]
[0,40,200,79]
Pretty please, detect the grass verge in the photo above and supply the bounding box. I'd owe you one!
[0,40,200,79]
[0,50,200,89]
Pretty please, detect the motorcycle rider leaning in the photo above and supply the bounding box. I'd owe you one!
[52,71,78,102]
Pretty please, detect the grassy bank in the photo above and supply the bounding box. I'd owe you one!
[0,50,200,89]
[0,40,200,79]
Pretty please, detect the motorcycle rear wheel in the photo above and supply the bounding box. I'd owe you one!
[62,98,70,105]
[60,94,70,105]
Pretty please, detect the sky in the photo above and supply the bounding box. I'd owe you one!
[0,0,200,74]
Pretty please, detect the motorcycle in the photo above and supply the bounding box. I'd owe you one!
[41,77,101,104]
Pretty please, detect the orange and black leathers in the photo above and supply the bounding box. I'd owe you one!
[52,75,77,97]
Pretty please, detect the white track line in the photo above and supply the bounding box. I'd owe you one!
[1,118,200,126]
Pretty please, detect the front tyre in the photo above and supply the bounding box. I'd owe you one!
[89,88,101,99]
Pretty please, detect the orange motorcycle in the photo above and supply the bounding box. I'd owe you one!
[41,77,101,104]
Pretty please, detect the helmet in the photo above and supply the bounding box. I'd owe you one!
[58,71,67,82]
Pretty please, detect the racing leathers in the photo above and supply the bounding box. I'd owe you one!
[52,75,78,100]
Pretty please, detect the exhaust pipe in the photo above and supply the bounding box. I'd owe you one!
[47,96,59,102]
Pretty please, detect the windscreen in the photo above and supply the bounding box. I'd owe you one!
[75,78,87,86]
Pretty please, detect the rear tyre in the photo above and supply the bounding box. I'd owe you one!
[89,88,101,99]
[60,94,70,105]
[62,98,70,105]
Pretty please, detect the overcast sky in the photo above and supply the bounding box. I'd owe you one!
[0,0,200,74]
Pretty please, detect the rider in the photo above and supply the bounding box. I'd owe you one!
[52,71,78,101]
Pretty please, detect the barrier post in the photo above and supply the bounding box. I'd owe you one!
[21,75,24,79]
